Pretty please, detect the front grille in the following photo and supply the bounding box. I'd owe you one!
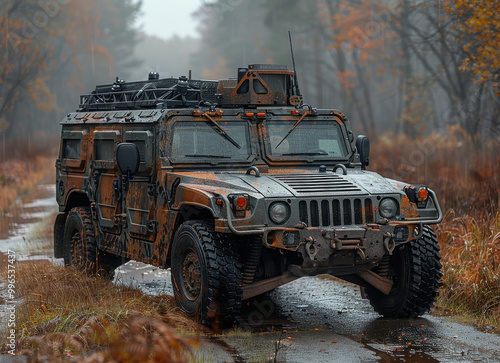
[273,174,362,195]
[299,198,374,227]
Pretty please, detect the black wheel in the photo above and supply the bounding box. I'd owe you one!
[171,221,242,327]
[366,225,443,318]
[63,207,120,277]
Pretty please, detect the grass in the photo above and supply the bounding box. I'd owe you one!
[371,127,500,331]
[434,212,500,330]
[0,136,57,217]
[0,262,199,361]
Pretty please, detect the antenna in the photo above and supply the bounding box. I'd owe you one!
[288,31,301,97]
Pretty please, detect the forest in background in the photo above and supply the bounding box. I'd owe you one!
[0,0,141,144]
[195,0,498,140]
[0,0,498,145]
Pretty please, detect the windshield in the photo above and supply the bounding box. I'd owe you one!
[265,120,349,160]
[169,120,252,162]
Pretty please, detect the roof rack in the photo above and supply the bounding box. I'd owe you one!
[78,75,218,112]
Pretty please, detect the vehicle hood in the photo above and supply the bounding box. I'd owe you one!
[238,170,398,197]
[174,170,399,198]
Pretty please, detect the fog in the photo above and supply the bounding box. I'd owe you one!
[0,0,497,143]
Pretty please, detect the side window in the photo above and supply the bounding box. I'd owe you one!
[124,130,153,172]
[61,130,86,169]
[129,140,146,162]
[63,139,81,160]
[94,139,115,161]
[93,130,120,168]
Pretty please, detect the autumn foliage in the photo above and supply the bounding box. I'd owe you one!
[1,262,197,361]
[0,0,140,138]
[451,0,500,94]
[371,129,500,328]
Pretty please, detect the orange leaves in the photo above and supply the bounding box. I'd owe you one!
[335,69,356,89]
[327,0,396,55]
[28,76,58,112]
[450,0,500,92]
[0,0,124,136]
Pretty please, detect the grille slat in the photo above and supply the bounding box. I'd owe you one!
[298,198,373,227]
[333,200,341,226]
[310,200,320,227]
[321,200,330,226]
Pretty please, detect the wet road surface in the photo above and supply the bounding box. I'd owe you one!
[115,262,500,362]
[1,186,499,362]
[0,185,59,332]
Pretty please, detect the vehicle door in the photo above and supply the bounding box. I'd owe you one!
[93,128,122,235]
[123,129,157,242]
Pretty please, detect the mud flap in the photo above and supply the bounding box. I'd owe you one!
[53,213,67,258]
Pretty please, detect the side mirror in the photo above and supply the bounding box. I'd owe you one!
[356,135,370,170]
[116,142,140,178]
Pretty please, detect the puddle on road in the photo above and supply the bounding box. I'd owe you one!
[0,185,56,239]
[363,340,440,363]
[0,184,57,253]
[113,261,174,296]
[0,184,59,330]
[230,277,497,362]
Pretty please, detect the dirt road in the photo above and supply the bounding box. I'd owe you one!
[1,185,499,362]
[115,262,500,362]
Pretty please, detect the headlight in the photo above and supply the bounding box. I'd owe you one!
[379,198,398,219]
[269,202,290,224]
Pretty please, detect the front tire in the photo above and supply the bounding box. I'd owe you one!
[366,225,443,318]
[63,207,120,277]
[171,221,242,327]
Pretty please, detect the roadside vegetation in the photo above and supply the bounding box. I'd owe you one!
[0,137,57,217]
[0,262,198,362]
[372,127,500,332]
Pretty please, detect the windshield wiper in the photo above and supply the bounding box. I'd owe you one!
[184,154,231,158]
[202,112,241,149]
[275,111,310,149]
[282,152,328,156]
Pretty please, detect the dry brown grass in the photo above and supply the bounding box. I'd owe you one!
[0,136,58,216]
[0,262,198,360]
[435,213,500,329]
[371,127,500,330]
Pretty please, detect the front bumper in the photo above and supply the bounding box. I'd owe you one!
[266,223,422,269]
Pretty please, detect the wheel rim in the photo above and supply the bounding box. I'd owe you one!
[182,251,202,301]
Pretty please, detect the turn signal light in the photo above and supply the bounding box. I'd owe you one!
[404,185,429,206]
[245,112,255,117]
[236,196,247,208]
[291,109,299,116]
[257,112,266,118]
[229,194,249,213]
[418,188,428,200]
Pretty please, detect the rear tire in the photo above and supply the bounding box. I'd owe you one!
[63,207,120,277]
[366,225,443,318]
[171,221,242,327]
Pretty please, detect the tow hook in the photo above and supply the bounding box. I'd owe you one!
[305,237,318,260]
[383,231,396,255]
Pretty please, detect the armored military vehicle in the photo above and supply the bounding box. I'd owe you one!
[54,64,443,326]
